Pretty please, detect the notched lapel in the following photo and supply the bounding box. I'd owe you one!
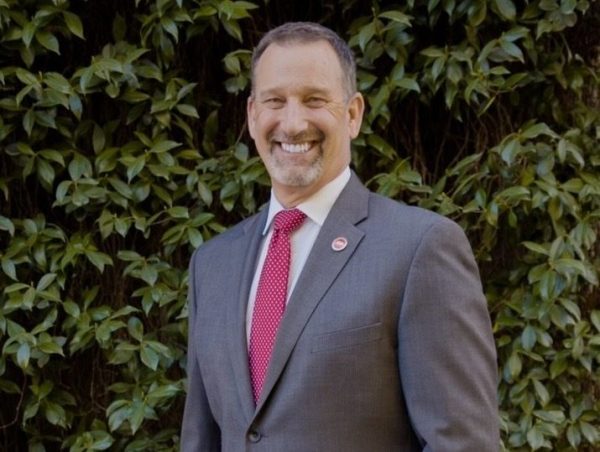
[226,210,268,422]
[255,173,369,413]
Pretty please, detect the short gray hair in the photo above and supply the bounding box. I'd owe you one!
[250,22,357,99]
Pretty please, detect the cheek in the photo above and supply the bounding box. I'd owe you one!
[253,112,279,139]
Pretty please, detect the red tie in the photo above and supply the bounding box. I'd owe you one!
[249,208,306,403]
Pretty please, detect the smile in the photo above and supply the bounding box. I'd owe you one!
[280,142,313,153]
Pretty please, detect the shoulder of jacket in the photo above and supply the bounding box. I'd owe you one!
[191,211,263,260]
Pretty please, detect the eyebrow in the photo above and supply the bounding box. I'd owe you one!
[256,86,332,99]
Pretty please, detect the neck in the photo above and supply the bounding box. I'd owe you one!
[272,184,320,209]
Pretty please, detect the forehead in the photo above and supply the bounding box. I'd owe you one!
[253,41,345,94]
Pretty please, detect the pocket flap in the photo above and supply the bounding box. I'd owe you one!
[311,322,382,353]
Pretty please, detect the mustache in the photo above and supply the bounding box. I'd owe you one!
[268,129,325,143]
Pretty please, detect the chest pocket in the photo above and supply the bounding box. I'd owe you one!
[311,322,382,353]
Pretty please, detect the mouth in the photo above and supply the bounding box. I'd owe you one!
[279,142,314,154]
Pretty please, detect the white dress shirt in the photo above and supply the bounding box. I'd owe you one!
[246,167,351,344]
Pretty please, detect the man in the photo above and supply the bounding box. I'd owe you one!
[181,22,499,451]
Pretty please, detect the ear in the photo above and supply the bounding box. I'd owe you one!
[346,92,365,139]
[247,95,256,139]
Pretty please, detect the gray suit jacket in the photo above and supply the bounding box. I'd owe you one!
[181,173,499,451]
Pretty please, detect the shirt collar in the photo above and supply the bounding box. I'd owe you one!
[262,167,351,235]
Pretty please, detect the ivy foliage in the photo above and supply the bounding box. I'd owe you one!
[0,0,598,450]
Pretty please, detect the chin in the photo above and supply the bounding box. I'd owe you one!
[271,164,323,188]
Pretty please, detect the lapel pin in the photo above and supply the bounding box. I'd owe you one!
[331,237,348,252]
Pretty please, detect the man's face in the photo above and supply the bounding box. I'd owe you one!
[247,40,364,204]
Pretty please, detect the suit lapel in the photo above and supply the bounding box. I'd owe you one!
[255,174,370,413]
[226,209,268,423]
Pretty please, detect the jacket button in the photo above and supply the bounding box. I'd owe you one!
[248,429,261,442]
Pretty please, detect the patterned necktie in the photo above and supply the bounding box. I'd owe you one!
[249,208,306,404]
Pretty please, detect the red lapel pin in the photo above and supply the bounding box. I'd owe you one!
[331,237,348,251]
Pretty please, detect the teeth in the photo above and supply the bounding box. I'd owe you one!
[281,142,311,153]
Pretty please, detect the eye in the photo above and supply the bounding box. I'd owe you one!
[305,97,326,108]
[263,98,284,109]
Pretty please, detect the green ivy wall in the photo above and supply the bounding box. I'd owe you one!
[0,0,598,450]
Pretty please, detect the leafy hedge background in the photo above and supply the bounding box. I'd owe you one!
[0,0,598,450]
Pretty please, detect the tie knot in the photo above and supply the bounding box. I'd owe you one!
[273,208,306,235]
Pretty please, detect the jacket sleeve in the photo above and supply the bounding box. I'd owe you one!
[398,218,500,451]
[180,251,221,452]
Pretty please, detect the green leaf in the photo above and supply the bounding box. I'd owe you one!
[527,425,544,450]
[140,265,158,286]
[17,342,30,368]
[4,282,29,294]
[506,352,522,380]
[93,124,106,153]
[140,342,159,370]
[22,22,37,47]
[1,257,17,280]
[91,431,114,450]
[591,311,600,333]
[420,47,446,58]
[37,158,56,187]
[532,379,549,406]
[16,68,39,87]
[367,135,397,161]
[126,155,146,182]
[20,46,35,67]
[23,109,35,136]
[580,421,599,444]
[35,31,60,54]
[0,378,21,394]
[44,72,71,94]
[69,153,93,180]
[521,122,555,140]
[503,26,529,42]
[38,339,63,355]
[63,11,85,39]
[194,5,217,17]
[221,19,242,42]
[63,300,80,318]
[187,228,204,248]
[117,250,142,262]
[87,251,113,272]
[534,410,565,423]
[522,241,548,255]
[358,21,376,51]
[146,383,180,403]
[129,400,146,434]
[395,77,421,92]
[521,325,536,350]
[379,10,412,26]
[567,425,581,448]
[494,0,516,20]
[69,94,83,119]
[175,104,200,118]
[127,317,144,342]
[500,138,520,165]
[468,1,487,26]
[23,401,39,422]
[108,178,132,199]
[36,273,56,291]
[108,402,130,432]
[167,206,189,219]
[150,140,180,153]
[197,181,213,206]
[496,186,530,203]
[500,40,524,62]
[0,216,15,236]
[160,17,178,42]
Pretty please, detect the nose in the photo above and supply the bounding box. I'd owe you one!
[279,100,307,137]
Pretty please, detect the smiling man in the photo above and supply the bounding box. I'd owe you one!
[246,36,363,206]
[181,22,500,451]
